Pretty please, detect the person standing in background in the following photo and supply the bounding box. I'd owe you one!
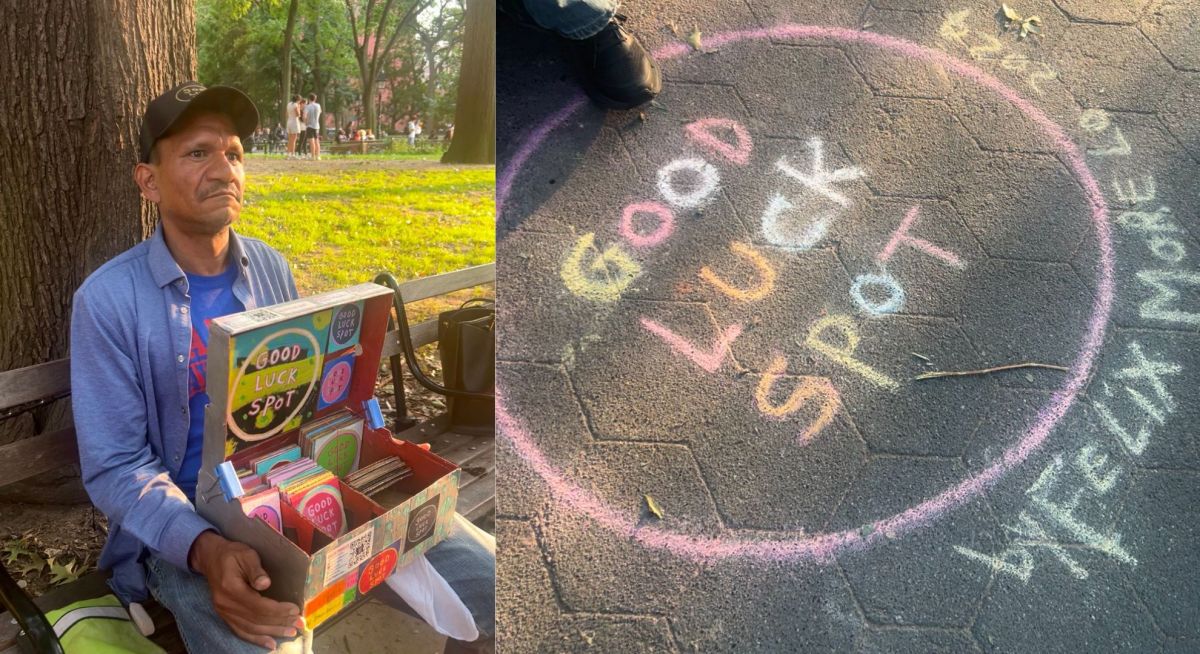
[285,94,301,159]
[303,93,322,161]
[407,117,421,148]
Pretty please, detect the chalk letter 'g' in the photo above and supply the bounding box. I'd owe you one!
[560,233,642,302]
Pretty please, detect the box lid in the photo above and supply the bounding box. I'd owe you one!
[201,283,396,475]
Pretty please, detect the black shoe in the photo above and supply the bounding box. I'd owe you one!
[571,14,662,110]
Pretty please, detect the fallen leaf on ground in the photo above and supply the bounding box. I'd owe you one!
[687,28,703,52]
[644,494,665,519]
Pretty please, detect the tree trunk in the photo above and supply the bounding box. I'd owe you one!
[281,0,300,125]
[441,0,494,164]
[363,75,377,134]
[0,0,196,503]
[422,37,440,137]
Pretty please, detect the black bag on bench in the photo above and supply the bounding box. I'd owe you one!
[438,299,495,434]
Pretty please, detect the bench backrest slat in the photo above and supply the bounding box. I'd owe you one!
[0,359,70,413]
[395,263,494,304]
[0,427,79,485]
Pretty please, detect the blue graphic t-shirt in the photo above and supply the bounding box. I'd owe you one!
[180,263,244,500]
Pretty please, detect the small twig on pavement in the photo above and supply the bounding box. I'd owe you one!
[914,362,1069,380]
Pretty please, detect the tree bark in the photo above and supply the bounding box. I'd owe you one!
[281,0,300,124]
[441,0,494,164]
[0,0,196,503]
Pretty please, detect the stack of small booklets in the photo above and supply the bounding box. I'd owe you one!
[344,456,412,497]
[236,456,349,539]
[300,409,365,478]
[249,444,303,477]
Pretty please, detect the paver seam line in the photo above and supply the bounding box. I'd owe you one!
[1111,465,1135,525]
[867,452,974,462]
[967,620,990,654]
[832,556,872,629]
[1075,104,1164,117]
[828,242,859,287]
[1134,22,1200,73]
[865,186,953,202]
[1130,464,1200,473]
[1109,319,1200,335]
[716,186,758,239]
[527,514,575,614]
[841,40,890,97]
[679,440,732,532]
[613,126,646,182]
[867,623,979,635]
[563,360,609,446]
[1111,325,1200,336]
[555,609,672,619]
[821,436,874,533]
[598,125,644,183]
[1153,114,1200,167]
[503,227,571,237]
[497,358,566,369]
[663,615,689,654]
[1049,1,1143,27]
[971,141,1059,156]
[965,494,1004,629]
[586,436,693,446]
[864,3,937,16]
[1122,566,1172,643]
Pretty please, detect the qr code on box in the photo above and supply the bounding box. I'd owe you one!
[324,525,375,583]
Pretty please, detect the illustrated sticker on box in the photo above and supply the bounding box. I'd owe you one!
[196,283,460,629]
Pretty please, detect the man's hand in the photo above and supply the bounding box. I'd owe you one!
[188,530,305,650]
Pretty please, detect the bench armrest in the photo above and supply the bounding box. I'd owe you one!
[0,561,64,654]
[374,272,495,402]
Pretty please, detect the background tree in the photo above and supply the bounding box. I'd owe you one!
[292,0,357,123]
[414,0,464,137]
[0,0,196,502]
[441,0,493,163]
[342,0,431,133]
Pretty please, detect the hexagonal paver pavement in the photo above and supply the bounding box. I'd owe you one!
[497,2,1200,651]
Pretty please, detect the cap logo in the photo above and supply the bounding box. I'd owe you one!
[175,84,206,101]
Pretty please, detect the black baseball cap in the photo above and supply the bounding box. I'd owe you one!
[139,81,258,163]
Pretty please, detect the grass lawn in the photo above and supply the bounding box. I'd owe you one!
[237,159,494,317]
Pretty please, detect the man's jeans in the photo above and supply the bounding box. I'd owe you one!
[146,514,495,653]
[502,0,617,40]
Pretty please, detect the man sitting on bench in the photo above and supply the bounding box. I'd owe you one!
[69,82,494,653]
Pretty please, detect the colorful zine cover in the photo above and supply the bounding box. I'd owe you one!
[312,418,364,478]
[317,353,355,411]
[240,487,283,533]
[252,445,303,477]
[326,302,364,353]
[293,482,347,538]
[225,311,334,452]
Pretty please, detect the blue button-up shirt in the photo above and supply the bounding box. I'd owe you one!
[70,226,298,602]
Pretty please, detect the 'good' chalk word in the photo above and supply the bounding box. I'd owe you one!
[561,233,642,302]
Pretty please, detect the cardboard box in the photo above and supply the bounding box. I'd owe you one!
[196,283,460,629]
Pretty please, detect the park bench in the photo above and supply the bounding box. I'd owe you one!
[326,137,395,156]
[0,263,495,653]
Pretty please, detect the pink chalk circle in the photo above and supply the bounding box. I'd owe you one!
[685,118,754,165]
[620,201,676,248]
[496,26,1113,563]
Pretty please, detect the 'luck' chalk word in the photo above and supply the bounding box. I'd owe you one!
[639,317,743,374]
[698,242,777,302]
